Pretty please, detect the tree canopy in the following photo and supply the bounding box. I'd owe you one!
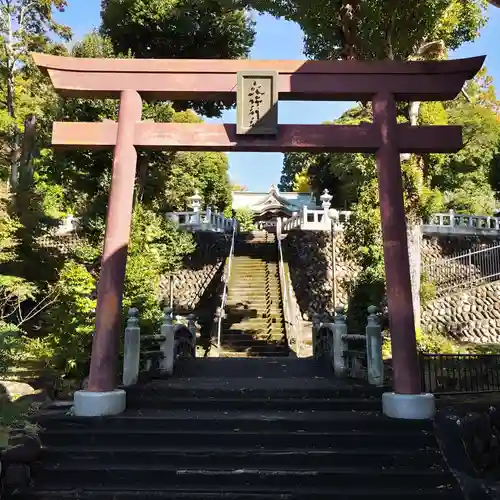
[100,0,256,116]
[0,2,239,375]
[249,0,488,60]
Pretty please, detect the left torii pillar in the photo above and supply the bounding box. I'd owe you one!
[74,90,142,417]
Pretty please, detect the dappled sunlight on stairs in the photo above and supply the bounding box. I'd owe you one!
[221,231,288,357]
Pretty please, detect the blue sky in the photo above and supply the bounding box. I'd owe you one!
[56,2,500,191]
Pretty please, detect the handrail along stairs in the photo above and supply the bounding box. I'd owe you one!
[217,220,237,350]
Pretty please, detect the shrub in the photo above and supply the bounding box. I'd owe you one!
[234,208,256,232]
[42,261,96,377]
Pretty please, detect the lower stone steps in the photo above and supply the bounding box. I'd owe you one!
[26,359,462,500]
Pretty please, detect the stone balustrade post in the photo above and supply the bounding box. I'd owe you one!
[366,306,384,386]
[122,308,140,386]
[448,209,455,227]
[206,206,212,229]
[187,313,197,357]
[311,313,322,358]
[160,307,175,375]
[332,306,348,376]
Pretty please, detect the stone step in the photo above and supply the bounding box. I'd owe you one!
[40,409,433,433]
[225,326,284,333]
[224,325,284,332]
[219,350,289,358]
[33,463,454,491]
[40,442,443,469]
[24,488,463,500]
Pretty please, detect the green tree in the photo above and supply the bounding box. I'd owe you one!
[250,0,487,61]
[0,0,71,188]
[234,208,256,232]
[100,0,256,117]
[272,0,489,330]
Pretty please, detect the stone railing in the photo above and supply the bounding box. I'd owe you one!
[312,306,384,386]
[166,208,235,233]
[122,307,197,386]
[423,210,500,236]
[282,206,351,232]
[283,208,500,236]
[276,217,300,355]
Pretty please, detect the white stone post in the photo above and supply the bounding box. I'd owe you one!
[122,308,141,386]
[332,306,348,376]
[160,307,175,375]
[365,306,384,387]
[448,209,455,227]
[320,189,332,229]
[302,205,308,226]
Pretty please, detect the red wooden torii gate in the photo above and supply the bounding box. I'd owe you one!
[33,53,484,418]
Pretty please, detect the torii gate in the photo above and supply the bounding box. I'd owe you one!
[33,53,484,418]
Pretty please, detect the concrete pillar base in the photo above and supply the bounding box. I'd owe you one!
[74,389,126,417]
[382,392,435,420]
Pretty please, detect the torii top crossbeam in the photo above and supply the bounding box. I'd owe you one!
[32,54,485,154]
[33,53,483,102]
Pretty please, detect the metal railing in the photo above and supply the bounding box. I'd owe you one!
[420,353,500,394]
[216,221,237,350]
[276,218,298,355]
[423,243,500,295]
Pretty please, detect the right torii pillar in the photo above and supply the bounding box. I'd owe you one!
[372,91,430,419]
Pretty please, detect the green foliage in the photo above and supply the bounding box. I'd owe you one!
[415,328,459,354]
[382,328,459,358]
[342,178,386,331]
[234,208,256,232]
[0,0,71,185]
[123,205,195,333]
[100,0,256,117]
[0,323,23,375]
[251,0,487,60]
[41,261,96,376]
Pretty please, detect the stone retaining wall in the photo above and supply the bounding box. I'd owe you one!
[285,230,500,344]
[422,282,500,343]
[159,232,230,314]
[283,230,360,320]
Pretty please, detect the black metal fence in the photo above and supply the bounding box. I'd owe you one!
[422,243,500,296]
[420,353,500,394]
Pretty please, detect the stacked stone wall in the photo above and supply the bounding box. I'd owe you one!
[159,232,229,314]
[285,230,500,344]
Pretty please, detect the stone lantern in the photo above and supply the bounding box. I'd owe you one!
[188,190,202,213]
[320,189,332,211]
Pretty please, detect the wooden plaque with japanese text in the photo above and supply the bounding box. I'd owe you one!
[236,70,279,135]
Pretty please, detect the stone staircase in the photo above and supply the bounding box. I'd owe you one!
[220,231,288,357]
[26,358,463,499]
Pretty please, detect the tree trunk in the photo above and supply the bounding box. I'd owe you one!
[6,12,19,190]
[135,153,149,205]
[407,221,422,332]
[19,115,37,187]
